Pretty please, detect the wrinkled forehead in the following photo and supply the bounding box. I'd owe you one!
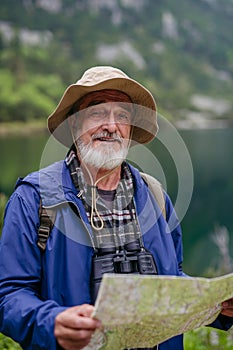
[74,89,133,111]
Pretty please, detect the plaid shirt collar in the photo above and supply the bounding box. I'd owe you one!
[65,148,141,250]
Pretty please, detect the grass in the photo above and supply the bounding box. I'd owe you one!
[1,327,233,349]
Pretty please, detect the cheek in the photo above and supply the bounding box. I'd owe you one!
[80,118,101,134]
[75,120,91,139]
[120,124,131,139]
[78,122,100,144]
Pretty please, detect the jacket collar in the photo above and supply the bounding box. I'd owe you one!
[38,159,145,208]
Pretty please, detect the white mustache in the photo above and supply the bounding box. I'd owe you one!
[91,131,123,143]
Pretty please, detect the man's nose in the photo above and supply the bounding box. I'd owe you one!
[101,111,117,132]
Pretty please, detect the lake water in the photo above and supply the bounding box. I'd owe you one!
[0,127,233,276]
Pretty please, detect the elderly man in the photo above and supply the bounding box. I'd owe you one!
[0,66,232,350]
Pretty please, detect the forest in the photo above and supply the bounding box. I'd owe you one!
[0,0,232,128]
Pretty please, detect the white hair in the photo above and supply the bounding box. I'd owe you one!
[77,132,129,170]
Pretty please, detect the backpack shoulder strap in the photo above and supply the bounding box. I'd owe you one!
[140,172,166,219]
[37,173,166,251]
[37,200,57,251]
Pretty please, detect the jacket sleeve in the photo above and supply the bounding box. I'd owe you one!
[209,314,233,331]
[0,184,67,350]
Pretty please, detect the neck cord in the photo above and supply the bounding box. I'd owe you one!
[68,150,145,253]
[85,163,119,231]
[69,142,120,231]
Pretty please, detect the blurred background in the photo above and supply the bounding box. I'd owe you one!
[0,0,233,277]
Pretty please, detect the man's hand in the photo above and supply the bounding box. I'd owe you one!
[54,304,102,350]
[221,298,233,317]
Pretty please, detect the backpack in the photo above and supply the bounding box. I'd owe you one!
[37,172,166,251]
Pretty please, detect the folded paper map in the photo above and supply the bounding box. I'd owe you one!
[83,273,233,349]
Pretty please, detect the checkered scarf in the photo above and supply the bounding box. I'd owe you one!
[65,148,142,250]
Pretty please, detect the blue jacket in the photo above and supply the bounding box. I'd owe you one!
[0,161,232,350]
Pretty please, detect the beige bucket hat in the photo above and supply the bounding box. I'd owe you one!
[48,66,158,147]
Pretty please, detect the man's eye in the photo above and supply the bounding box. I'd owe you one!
[91,111,100,116]
[88,109,105,119]
[117,112,130,122]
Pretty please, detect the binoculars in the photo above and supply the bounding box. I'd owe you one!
[90,240,157,304]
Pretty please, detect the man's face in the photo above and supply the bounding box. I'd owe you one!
[69,90,134,169]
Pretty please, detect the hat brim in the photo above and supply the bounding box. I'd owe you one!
[48,77,158,147]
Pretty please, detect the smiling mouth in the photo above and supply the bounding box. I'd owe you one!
[92,133,122,143]
[94,137,119,142]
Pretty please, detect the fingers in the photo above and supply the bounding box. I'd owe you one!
[56,304,98,329]
[221,298,233,317]
[54,304,102,350]
[56,328,95,350]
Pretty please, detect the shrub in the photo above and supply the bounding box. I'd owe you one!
[0,333,21,349]
[185,327,233,350]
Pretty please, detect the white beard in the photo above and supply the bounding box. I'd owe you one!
[77,134,129,170]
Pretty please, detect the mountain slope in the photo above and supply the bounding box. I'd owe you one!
[0,0,232,126]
